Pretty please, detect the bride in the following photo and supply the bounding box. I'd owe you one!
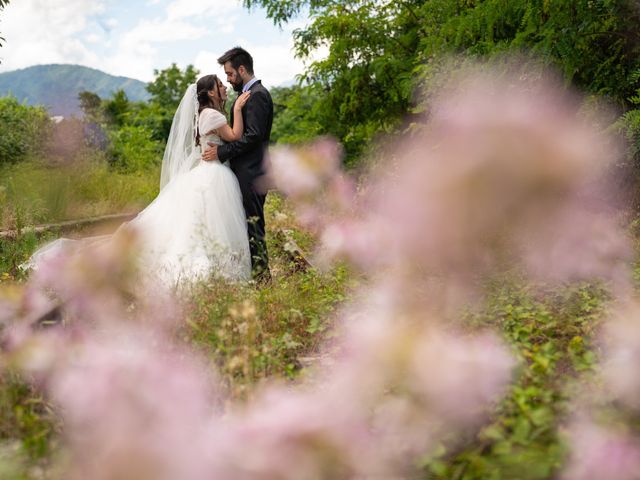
[24,75,252,286]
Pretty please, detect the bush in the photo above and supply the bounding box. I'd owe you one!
[616,108,640,167]
[108,125,164,172]
[0,97,50,165]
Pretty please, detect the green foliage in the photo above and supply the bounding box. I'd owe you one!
[124,101,175,143]
[0,370,58,479]
[425,281,607,480]
[270,85,324,145]
[72,64,201,173]
[613,69,640,174]
[95,63,201,171]
[415,0,640,103]
[103,89,130,126]
[184,264,350,396]
[247,0,640,165]
[0,232,48,281]
[0,372,57,460]
[243,0,307,26]
[615,108,640,166]
[108,124,164,172]
[146,63,199,112]
[182,194,353,397]
[0,97,50,165]
[78,90,103,122]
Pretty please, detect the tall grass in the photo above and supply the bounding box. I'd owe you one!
[0,154,159,230]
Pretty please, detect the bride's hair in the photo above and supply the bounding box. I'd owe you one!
[195,74,226,146]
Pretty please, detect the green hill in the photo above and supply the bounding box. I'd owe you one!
[0,64,150,117]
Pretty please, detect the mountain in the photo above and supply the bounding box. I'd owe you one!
[0,64,151,117]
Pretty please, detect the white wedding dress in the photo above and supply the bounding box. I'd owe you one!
[24,108,252,287]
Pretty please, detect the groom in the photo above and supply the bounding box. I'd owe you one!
[202,46,273,283]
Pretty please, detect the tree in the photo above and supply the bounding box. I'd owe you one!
[270,85,324,145]
[244,0,640,163]
[104,89,130,127]
[244,0,429,160]
[143,64,199,140]
[146,63,199,112]
[78,91,103,121]
[0,96,50,164]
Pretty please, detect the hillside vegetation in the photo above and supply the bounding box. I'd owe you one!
[0,64,150,116]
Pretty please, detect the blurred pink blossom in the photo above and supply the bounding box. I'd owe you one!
[601,302,640,410]
[264,137,343,199]
[209,387,371,479]
[563,420,640,480]
[315,74,630,294]
[25,228,179,331]
[3,68,632,479]
[49,326,218,480]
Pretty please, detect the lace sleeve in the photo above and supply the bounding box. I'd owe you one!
[199,109,227,134]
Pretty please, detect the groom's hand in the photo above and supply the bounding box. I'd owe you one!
[202,143,219,162]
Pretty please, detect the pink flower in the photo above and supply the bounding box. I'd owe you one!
[266,137,343,199]
[601,303,640,410]
[49,326,219,480]
[563,419,640,480]
[209,387,372,479]
[316,72,630,293]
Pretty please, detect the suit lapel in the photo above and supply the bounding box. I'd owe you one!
[230,81,260,127]
[229,98,237,127]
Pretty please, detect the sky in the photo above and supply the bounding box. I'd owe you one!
[0,0,316,87]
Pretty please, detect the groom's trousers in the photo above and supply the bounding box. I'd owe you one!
[241,182,270,281]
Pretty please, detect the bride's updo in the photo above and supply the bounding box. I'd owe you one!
[195,74,226,146]
[196,74,225,114]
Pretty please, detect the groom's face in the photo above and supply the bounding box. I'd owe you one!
[223,61,244,93]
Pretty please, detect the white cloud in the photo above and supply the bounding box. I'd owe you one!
[105,18,119,29]
[120,17,208,45]
[216,14,238,34]
[195,37,306,88]
[96,0,243,81]
[166,0,241,20]
[246,41,305,87]
[0,0,106,72]
[100,16,209,81]
[193,50,220,77]
[85,33,102,44]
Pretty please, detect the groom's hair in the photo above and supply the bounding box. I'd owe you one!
[217,47,254,75]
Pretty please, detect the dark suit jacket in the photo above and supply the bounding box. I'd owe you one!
[218,80,273,188]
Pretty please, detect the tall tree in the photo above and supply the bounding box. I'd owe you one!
[143,64,199,141]
[246,0,426,159]
[243,0,640,161]
[104,89,130,127]
[146,63,199,112]
[78,91,103,121]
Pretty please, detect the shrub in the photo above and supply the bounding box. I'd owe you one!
[108,125,164,172]
[0,96,50,165]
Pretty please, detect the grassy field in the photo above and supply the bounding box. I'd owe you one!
[0,156,159,232]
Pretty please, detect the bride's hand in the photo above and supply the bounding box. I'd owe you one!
[234,92,251,111]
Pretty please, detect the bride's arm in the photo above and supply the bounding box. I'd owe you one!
[215,92,251,142]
